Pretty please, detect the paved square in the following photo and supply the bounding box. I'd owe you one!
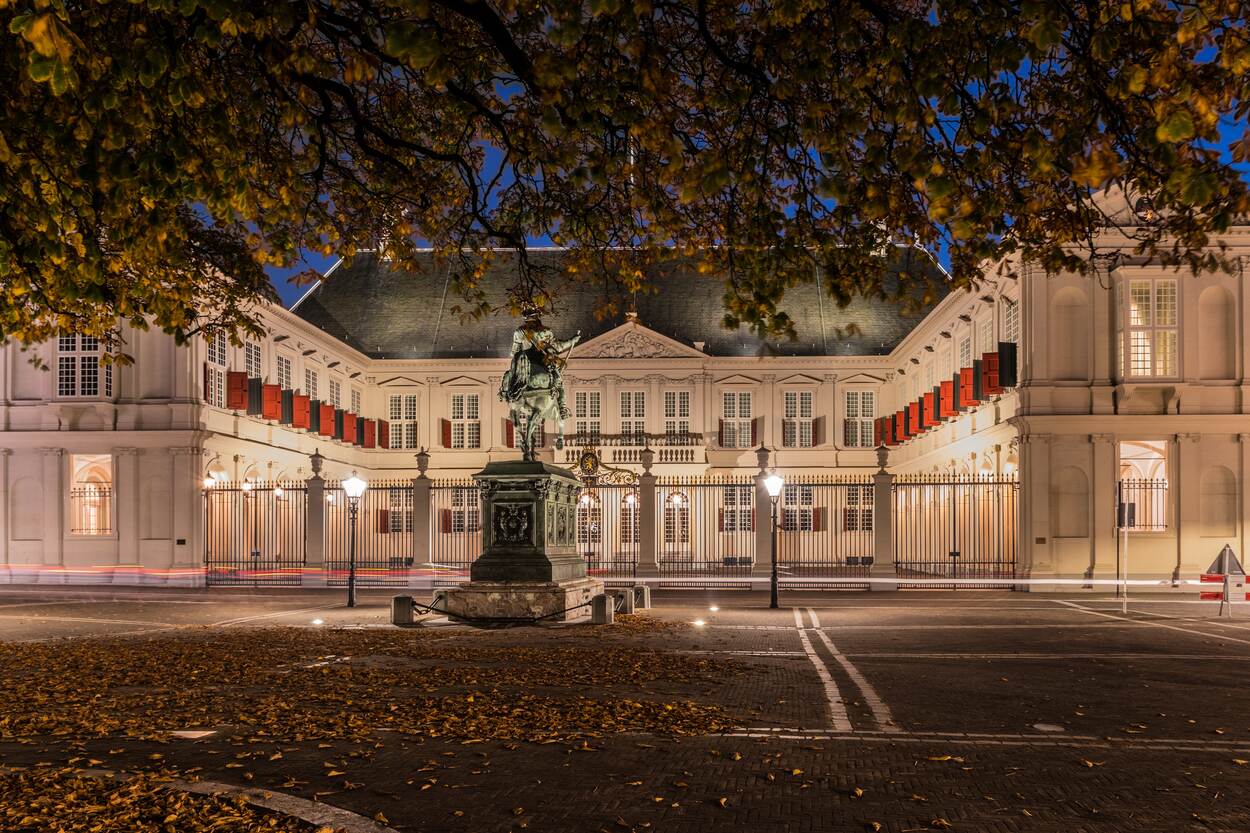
[2,587,1250,832]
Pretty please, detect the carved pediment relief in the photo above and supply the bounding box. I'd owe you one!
[574,324,701,360]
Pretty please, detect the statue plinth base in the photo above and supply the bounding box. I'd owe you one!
[441,460,602,623]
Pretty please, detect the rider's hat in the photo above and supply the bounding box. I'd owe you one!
[522,304,542,323]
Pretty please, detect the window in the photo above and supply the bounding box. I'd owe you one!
[663,491,690,545]
[722,485,754,532]
[1003,298,1020,343]
[958,337,972,368]
[843,390,875,447]
[664,390,691,436]
[244,341,263,377]
[577,494,602,545]
[451,486,480,532]
[844,485,874,531]
[276,355,292,390]
[351,388,361,414]
[514,411,545,449]
[328,378,341,408]
[620,391,646,440]
[1124,279,1178,378]
[58,335,111,399]
[782,391,814,448]
[206,332,227,366]
[575,391,600,438]
[1118,440,1168,531]
[721,391,753,448]
[450,393,480,448]
[389,394,419,449]
[782,484,814,532]
[304,367,319,399]
[388,488,413,533]
[69,453,112,536]
[979,317,993,354]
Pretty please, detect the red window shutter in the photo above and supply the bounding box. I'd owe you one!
[813,416,824,447]
[319,403,335,436]
[982,351,1002,394]
[363,419,376,448]
[226,371,249,411]
[441,418,452,448]
[895,410,906,441]
[378,420,390,449]
[343,413,357,444]
[873,418,882,447]
[440,508,452,533]
[717,509,725,532]
[377,509,390,534]
[750,417,759,447]
[262,384,281,421]
[293,394,311,429]
[908,401,921,435]
[202,363,211,401]
[940,380,955,418]
[813,507,825,532]
[923,392,936,427]
[960,367,980,407]
[505,419,515,448]
[718,419,726,447]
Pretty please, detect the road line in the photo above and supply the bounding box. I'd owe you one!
[723,731,1250,753]
[1054,600,1250,647]
[806,608,900,733]
[709,622,1160,631]
[838,651,1250,661]
[209,603,341,627]
[791,607,851,732]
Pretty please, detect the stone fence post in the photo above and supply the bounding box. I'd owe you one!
[413,448,432,572]
[871,445,897,591]
[753,446,772,578]
[637,446,658,577]
[304,449,326,587]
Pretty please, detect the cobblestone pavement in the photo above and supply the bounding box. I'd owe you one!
[3,587,1250,832]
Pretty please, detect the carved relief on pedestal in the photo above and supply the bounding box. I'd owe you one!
[493,503,532,545]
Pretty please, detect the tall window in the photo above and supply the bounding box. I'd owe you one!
[663,491,690,545]
[577,494,602,545]
[389,393,419,449]
[782,484,814,532]
[979,318,993,354]
[244,341,263,377]
[450,393,480,448]
[664,390,690,436]
[621,493,640,544]
[721,391,753,448]
[388,488,414,533]
[1003,298,1020,343]
[69,453,113,536]
[722,485,754,532]
[276,355,292,390]
[958,336,972,368]
[304,367,319,399]
[206,331,227,366]
[451,486,480,532]
[1124,279,1178,378]
[328,378,342,408]
[782,391,814,448]
[59,335,112,398]
[844,485,874,531]
[843,390,875,447]
[351,388,361,414]
[201,333,225,406]
[1119,440,1168,531]
[575,391,601,437]
[620,391,645,440]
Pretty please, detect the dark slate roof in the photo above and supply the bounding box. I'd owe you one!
[290,248,950,359]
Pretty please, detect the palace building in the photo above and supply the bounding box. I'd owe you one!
[3,196,1249,589]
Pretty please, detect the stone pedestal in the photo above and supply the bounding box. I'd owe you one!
[441,461,602,623]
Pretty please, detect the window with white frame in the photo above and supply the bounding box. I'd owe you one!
[1123,279,1178,378]
[200,332,226,406]
[843,390,875,447]
[276,355,292,390]
[958,337,972,368]
[328,378,342,408]
[620,390,646,440]
[450,392,480,448]
[782,390,814,448]
[244,341,263,377]
[664,390,690,436]
[1003,297,1020,343]
[451,486,480,532]
[58,335,112,399]
[388,487,413,533]
[574,391,600,438]
[979,317,993,354]
[389,393,419,449]
[304,367,319,399]
[722,485,754,532]
[721,391,753,448]
[782,484,815,532]
[206,331,227,366]
[351,388,361,414]
[844,485,874,531]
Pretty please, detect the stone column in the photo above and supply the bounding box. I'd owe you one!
[752,446,772,577]
[1176,433,1203,582]
[412,448,432,572]
[39,448,64,573]
[169,446,204,584]
[871,446,897,590]
[1090,434,1117,581]
[304,448,326,587]
[114,447,140,573]
[636,446,658,577]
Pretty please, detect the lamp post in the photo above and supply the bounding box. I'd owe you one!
[764,472,785,609]
[342,472,368,608]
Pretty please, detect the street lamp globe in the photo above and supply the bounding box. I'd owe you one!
[343,472,368,500]
[764,473,785,498]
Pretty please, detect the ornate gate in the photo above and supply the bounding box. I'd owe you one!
[892,475,1018,588]
[204,482,306,586]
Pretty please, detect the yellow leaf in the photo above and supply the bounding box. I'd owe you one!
[853,787,864,798]
[717,797,728,807]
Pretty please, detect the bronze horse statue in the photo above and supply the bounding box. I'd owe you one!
[499,315,580,461]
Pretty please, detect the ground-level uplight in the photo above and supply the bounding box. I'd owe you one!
[708,605,719,612]
[311,618,324,626]
[692,619,706,627]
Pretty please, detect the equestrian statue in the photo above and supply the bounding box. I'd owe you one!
[499,309,580,461]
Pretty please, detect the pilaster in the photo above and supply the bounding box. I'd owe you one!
[1090,434,1117,580]
[39,448,64,568]
[114,447,141,567]
[1176,432,1203,581]
[1018,433,1051,581]
[168,446,204,578]
[0,448,10,569]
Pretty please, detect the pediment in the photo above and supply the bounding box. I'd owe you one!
[840,372,887,384]
[716,374,761,386]
[572,321,705,360]
[440,375,489,387]
[377,375,425,387]
[777,373,823,386]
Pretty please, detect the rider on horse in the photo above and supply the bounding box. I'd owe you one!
[499,308,580,419]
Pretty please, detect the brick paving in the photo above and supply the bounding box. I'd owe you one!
[2,588,1250,831]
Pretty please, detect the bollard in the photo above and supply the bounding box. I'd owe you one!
[632,584,651,610]
[591,593,614,624]
[615,588,636,615]
[391,595,415,626]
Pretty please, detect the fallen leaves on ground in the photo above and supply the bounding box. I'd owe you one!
[0,767,316,833]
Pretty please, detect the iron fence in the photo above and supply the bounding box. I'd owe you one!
[656,476,756,581]
[576,484,640,580]
[430,479,482,584]
[774,476,875,588]
[1117,479,1168,532]
[204,482,306,586]
[324,478,414,586]
[892,475,1018,588]
[69,485,112,535]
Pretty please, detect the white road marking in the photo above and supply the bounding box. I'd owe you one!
[709,622,1159,631]
[724,730,1250,753]
[791,607,852,732]
[837,652,1250,661]
[806,608,900,733]
[210,603,342,627]
[1055,600,1250,647]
